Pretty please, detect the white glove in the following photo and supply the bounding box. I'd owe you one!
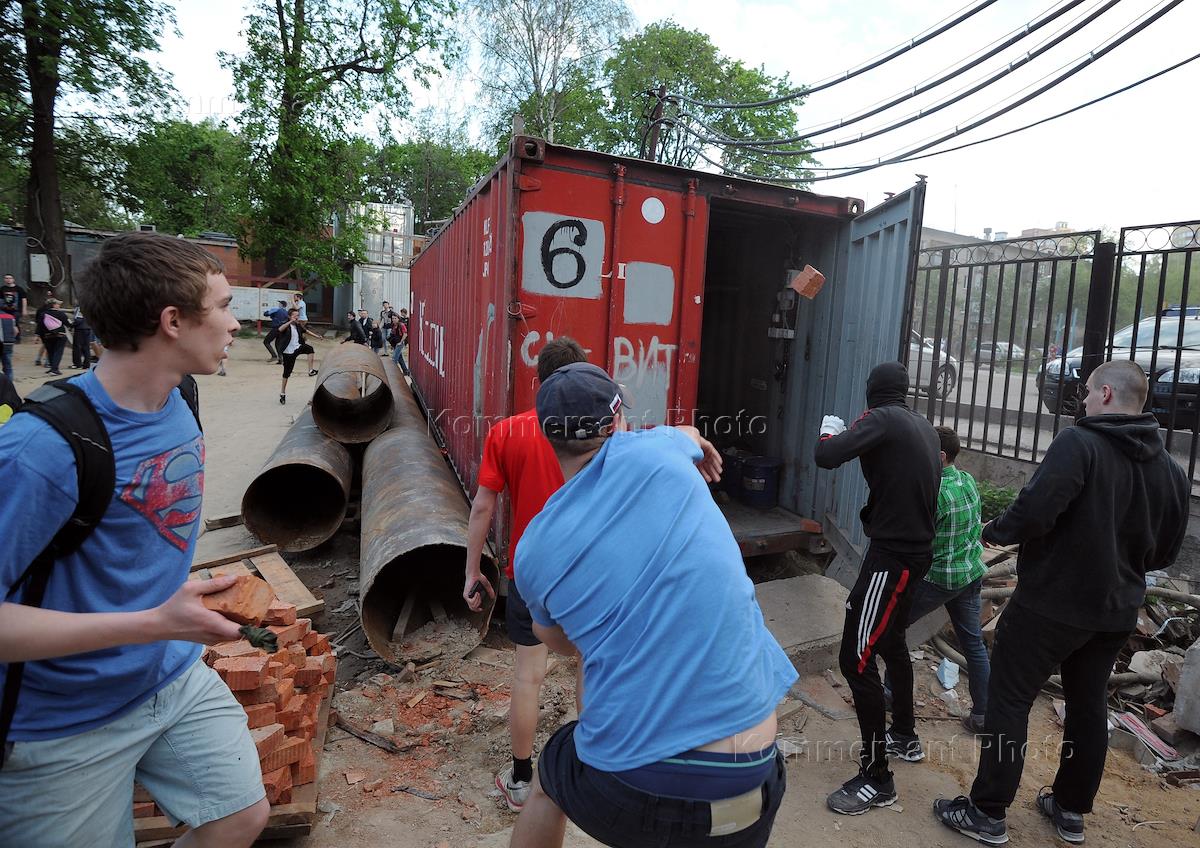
[819,414,846,437]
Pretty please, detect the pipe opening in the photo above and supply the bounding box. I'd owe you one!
[361,543,499,663]
[312,374,392,443]
[242,465,347,552]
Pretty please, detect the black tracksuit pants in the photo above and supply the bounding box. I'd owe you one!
[970,602,1128,819]
[263,327,282,359]
[839,544,930,778]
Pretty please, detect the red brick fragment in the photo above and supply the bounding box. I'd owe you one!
[262,765,293,805]
[132,801,157,819]
[267,621,305,647]
[243,702,277,729]
[214,655,269,691]
[249,723,284,758]
[234,677,280,707]
[291,743,316,785]
[201,575,276,626]
[260,735,306,772]
[263,599,297,626]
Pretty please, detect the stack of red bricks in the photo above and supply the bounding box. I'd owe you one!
[202,598,337,804]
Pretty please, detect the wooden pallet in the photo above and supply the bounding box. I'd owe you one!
[135,689,333,844]
[189,550,324,619]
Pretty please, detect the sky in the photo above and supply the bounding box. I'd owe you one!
[160,0,1200,239]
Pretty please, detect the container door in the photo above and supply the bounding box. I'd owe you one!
[795,182,925,553]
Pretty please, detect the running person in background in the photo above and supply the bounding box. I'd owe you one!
[291,292,307,325]
[464,338,588,813]
[277,308,316,405]
[262,300,288,363]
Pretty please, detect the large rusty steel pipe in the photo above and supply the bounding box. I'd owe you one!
[311,344,393,443]
[359,360,499,663]
[241,408,353,552]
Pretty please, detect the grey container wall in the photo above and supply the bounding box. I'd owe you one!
[780,183,926,554]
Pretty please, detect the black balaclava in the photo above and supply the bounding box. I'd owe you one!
[865,361,909,408]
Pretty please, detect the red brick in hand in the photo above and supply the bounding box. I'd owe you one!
[201,575,276,625]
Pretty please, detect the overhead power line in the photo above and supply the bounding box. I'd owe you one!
[673,0,1122,155]
[670,0,1000,110]
[674,0,1183,181]
[682,36,1196,185]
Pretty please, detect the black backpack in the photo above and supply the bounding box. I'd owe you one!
[0,375,201,767]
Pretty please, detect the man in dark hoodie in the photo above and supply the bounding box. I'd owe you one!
[814,361,941,816]
[934,360,1189,846]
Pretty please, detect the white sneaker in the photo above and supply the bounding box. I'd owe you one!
[495,765,532,812]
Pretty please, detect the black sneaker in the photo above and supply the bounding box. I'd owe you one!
[962,713,986,735]
[1036,788,1084,843]
[826,771,897,815]
[933,796,1008,845]
[279,394,286,405]
[886,729,925,762]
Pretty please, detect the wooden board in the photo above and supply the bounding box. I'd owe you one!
[203,513,244,532]
[135,685,332,844]
[250,553,324,618]
[720,501,817,558]
[190,543,277,573]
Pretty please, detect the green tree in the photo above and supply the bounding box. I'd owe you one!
[223,0,455,282]
[124,118,249,237]
[602,21,813,182]
[468,0,632,145]
[369,115,493,228]
[1,0,173,288]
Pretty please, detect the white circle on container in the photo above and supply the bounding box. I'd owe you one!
[641,197,666,224]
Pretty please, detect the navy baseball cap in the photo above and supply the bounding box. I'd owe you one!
[537,362,626,440]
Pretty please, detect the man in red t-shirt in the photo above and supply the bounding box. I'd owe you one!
[464,336,587,812]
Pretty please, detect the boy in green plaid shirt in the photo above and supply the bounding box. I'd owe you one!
[887,425,990,741]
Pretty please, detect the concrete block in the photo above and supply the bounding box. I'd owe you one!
[1175,640,1200,736]
[756,575,847,675]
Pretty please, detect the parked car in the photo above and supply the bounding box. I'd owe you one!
[1037,312,1200,426]
[976,341,1027,363]
[908,330,958,398]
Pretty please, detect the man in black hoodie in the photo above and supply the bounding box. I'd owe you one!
[935,360,1189,846]
[814,361,941,815]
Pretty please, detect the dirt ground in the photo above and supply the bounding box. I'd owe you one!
[18,337,1194,846]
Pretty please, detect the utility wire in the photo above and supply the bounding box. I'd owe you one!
[681,42,1195,184]
[670,0,1000,109]
[671,0,1122,155]
[672,0,1182,177]
[807,48,1200,180]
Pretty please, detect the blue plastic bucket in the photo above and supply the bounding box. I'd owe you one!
[740,456,782,509]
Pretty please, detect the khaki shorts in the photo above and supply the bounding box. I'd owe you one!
[0,659,264,847]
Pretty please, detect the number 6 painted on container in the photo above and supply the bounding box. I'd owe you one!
[540,219,588,289]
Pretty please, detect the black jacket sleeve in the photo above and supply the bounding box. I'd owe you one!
[813,409,888,469]
[981,428,1088,546]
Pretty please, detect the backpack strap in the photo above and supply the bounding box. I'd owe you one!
[176,374,202,433]
[0,378,113,769]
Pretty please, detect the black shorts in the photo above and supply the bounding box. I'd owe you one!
[504,578,541,647]
[538,721,786,848]
[281,344,314,378]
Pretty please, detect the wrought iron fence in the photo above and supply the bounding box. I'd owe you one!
[905,220,1200,487]
[905,230,1100,465]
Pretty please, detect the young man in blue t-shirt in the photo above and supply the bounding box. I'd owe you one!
[0,232,269,846]
[510,362,798,848]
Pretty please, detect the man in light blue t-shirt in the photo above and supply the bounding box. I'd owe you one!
[511,362,797,848]
[0,232,269,846]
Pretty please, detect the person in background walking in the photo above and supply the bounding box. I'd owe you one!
[885,425,990,734]
[70,306,92,370]
[934,361,1190,846]
[262,300,289,363]
[1,274,25,346]
[39,298,70,376]
[277,308,317,405]
[0,304,15,379]
[388,314,408,375]
[341,311,367,345]
[291,292,307,325]
[813,361,941,816]
[379,301,397,346]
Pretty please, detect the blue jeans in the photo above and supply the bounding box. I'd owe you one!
[392,344,409,375]
[908,577,990,716]
[1,343,11,379]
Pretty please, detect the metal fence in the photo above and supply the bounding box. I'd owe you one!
[905,220,1200,487]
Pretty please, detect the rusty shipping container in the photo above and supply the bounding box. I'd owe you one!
[409,137,925,566]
